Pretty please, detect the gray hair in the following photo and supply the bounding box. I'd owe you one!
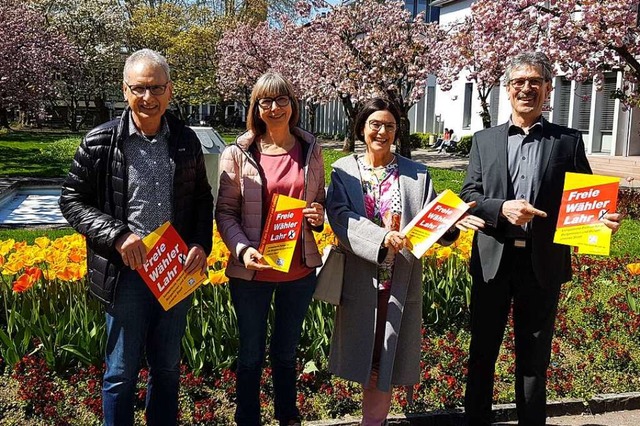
[123,49,171,82]
[504,51,554,86]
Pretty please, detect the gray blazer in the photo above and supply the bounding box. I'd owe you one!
[460,118,592,285]
[326,154,445,391]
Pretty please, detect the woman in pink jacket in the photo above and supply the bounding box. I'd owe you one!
[215,72,325,426]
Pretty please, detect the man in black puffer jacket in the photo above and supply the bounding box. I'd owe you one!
[59,49,213,426]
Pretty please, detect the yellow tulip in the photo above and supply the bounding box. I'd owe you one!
[34,237,51,249]
[628,263,640,276]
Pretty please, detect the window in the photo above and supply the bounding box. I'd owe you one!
[576,80,593,132]
[554,77,571,126]
[600,73,617,132]
[462,83,473,129]
[489,85,500,127]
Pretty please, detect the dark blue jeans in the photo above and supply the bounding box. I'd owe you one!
[230,272,316,426]
[102,269,191,426]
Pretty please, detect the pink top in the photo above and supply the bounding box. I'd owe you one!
[255,140,311,282]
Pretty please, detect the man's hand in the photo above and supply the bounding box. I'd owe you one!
[601,212,622,234]
[303,202,324,227]
[242,247,273,271]
[184,244,208,275]
[115,232,147,270]
[501,199,547,226]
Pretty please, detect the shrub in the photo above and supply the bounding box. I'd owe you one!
[618,187,640,220]
[454,135,473,155]
[39,137,80,164]
[409,132,432,149]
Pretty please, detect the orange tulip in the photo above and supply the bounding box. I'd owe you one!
[12,273,35,292]
[628,263,640,276]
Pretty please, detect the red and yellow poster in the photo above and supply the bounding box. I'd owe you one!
[401,189,469,259]
[138,222,207,310]
[554,172,619,256]
[258,194,307,272]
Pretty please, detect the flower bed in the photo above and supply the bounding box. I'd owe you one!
[1,216,639,423]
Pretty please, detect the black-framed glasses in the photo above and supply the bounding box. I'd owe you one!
[258,95,290,109]
[508,77,546,90]
[125,82,170,97]
[368,120,397,132]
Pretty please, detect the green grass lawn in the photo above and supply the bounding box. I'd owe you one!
[1,130,638,257]
[0,130,81,177]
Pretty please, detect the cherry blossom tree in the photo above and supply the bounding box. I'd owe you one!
[452,0,640,127]
[0,0,78,128]
[435,1,546,128]
[34,0,127,130]
[302,0,441,156]
[216,20,281,107]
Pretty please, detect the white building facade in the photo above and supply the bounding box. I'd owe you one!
[428,0,640,162]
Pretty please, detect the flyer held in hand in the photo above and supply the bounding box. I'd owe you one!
[137,221,207,310]
[554,172,619,256]
[401,189,469,259]
[258,194,307,272]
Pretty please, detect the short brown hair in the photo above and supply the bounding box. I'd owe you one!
[246,72,299,135]
[354,98,401,143]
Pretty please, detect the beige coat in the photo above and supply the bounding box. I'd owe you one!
[215,128,325,280]
[327,154,455,392]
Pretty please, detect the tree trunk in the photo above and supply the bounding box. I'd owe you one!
[94,96,111,125]
[0,108,10,129]
[398,114,412,159]
[306,103,318,133]
[339,96,357,152]
[478,86,493,129]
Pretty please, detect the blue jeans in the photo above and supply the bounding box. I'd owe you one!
[102,269,191,426]
[230,272,316,426]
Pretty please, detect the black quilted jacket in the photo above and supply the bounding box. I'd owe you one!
[59,110,214,305]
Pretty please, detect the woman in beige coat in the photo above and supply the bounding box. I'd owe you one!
[326,98,483,425]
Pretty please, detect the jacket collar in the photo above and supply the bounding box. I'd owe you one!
[235,127,316,151]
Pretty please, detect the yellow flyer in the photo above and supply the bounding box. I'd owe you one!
[258,194,307,272]
[401,189,469,259]
[137,222,207,311]
[554,172,619,256]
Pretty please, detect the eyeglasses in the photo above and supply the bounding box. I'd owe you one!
[125,82,170,97]
[508,78,546,90]
[258,96,290,109]
[368,120,397,132]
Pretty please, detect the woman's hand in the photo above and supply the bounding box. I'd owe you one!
[383,231,407,253]
[303,202,324,227]
[455,214,486,232]
[242,247,272,271]
[184,244,208,275]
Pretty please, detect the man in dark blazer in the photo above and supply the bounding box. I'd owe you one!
[460,52,621,425]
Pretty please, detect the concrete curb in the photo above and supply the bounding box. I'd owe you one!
[308,392,640,425]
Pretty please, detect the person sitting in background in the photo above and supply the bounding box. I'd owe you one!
[438,128,457,153]
[433,127,449,149]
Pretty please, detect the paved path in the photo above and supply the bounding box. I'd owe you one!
[499,409,640,426]
[319,139,469,171]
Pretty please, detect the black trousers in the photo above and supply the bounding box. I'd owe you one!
[464,244,562,426]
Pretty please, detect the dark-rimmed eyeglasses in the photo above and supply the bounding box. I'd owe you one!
[508,78,546,90]
[258,96,290,109]
[125,82,170,97]
[368,120,397,132]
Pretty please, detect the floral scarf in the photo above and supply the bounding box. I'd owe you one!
[357,155,402,290]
